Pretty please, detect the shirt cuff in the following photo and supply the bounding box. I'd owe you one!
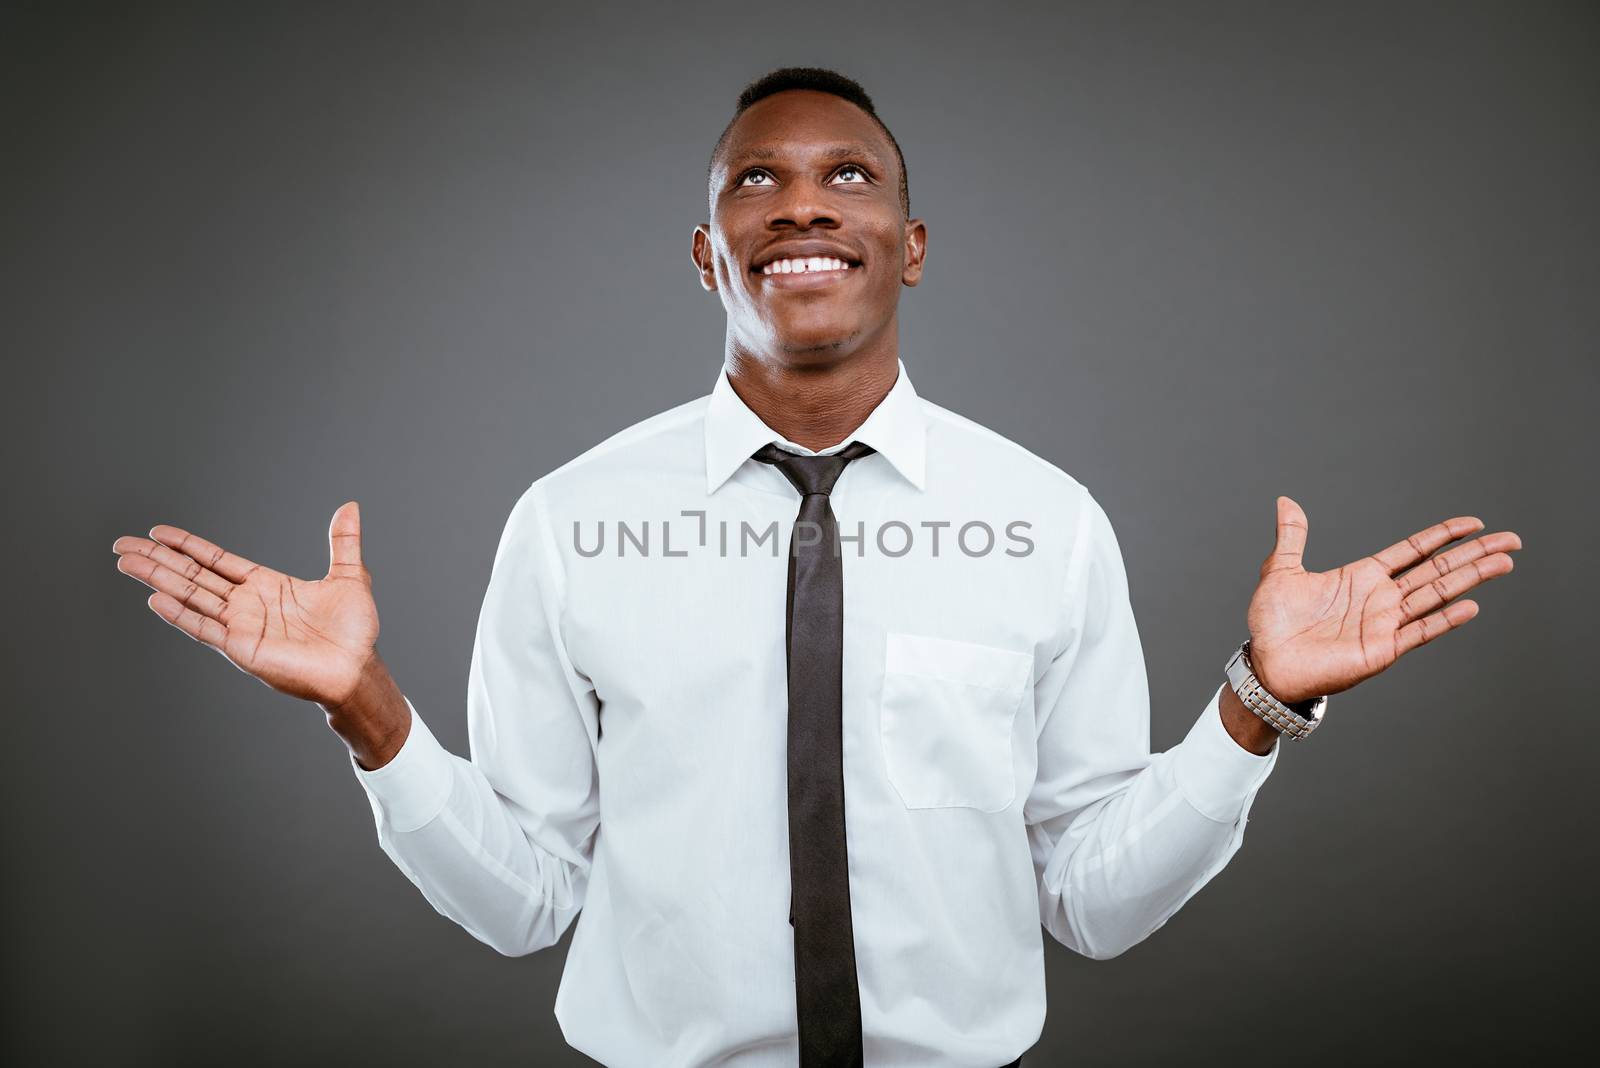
[351,695,455,833]
[1172,682,1280,823]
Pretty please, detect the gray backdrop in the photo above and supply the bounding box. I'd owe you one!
[6,0,1594,1064]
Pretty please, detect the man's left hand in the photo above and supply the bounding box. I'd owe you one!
[1244,497,1523,706]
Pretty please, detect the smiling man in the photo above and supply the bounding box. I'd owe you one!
[112,67,1522,1067]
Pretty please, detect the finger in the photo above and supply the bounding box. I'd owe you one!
[327,500,364,579]
[112,535,235,601]
[1371,516,1484,576]
[147,525,261,584]
[148,590,229,650]
[116,551,232,621]
[1393,599,1478,658]
[1398,552,1513,622]
[1395,530,1524,597]
[1263,496,1308,575]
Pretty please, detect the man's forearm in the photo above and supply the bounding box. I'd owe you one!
[1218,683,1279,756]
[321,651,412,770]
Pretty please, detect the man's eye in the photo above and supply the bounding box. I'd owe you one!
[832,165,868,184]
[738,170,773,187]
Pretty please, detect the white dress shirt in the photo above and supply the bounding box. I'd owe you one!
[354,357,1280,1068]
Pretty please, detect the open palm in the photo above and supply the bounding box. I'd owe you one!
[1245,496,1523,705]
[111,501,377,708]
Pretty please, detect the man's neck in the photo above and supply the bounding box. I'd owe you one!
[724,348,900,453]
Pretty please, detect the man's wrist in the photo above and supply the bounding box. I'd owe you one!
[1218,681,1280,756]
[321,651,411,770]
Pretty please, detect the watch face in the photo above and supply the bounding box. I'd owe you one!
[1290,697,1324,722]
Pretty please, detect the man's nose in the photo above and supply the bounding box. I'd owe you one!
[766,183,840,229]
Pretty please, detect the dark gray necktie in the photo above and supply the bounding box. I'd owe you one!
[752,439,876,1068]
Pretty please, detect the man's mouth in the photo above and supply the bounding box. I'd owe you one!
[755,256,860,277]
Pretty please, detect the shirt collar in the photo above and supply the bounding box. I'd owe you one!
[704,356,928,495]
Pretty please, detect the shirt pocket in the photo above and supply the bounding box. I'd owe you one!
[878,631,1034,812]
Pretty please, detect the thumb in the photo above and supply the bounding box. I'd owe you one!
[1263,495,1308,575]
[328,500,365,578]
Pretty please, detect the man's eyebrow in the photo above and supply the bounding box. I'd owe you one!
[726,142,887,168]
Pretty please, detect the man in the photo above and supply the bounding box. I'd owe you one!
[111,67,1522,1067]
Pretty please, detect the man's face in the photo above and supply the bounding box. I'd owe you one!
[693,90,926,367]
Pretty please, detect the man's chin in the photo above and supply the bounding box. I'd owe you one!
[768,324,863,362]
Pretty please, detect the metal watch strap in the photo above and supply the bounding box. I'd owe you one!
[1224,639,1327,740]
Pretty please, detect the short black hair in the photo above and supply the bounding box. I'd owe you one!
[708,66,910,218]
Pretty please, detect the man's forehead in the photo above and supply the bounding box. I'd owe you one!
[723,140,888,167]
[715,90,892,172]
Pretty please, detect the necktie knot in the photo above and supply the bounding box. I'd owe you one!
[752,440,876,498]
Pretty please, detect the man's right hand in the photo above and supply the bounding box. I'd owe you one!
[111,500,412,768]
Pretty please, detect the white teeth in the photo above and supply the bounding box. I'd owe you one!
[761,256,854,275]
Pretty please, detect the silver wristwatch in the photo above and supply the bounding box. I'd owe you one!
[1224,640,1327,740]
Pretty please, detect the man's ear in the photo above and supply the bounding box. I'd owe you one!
[900,218,928,287]
[691,225,717,292]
